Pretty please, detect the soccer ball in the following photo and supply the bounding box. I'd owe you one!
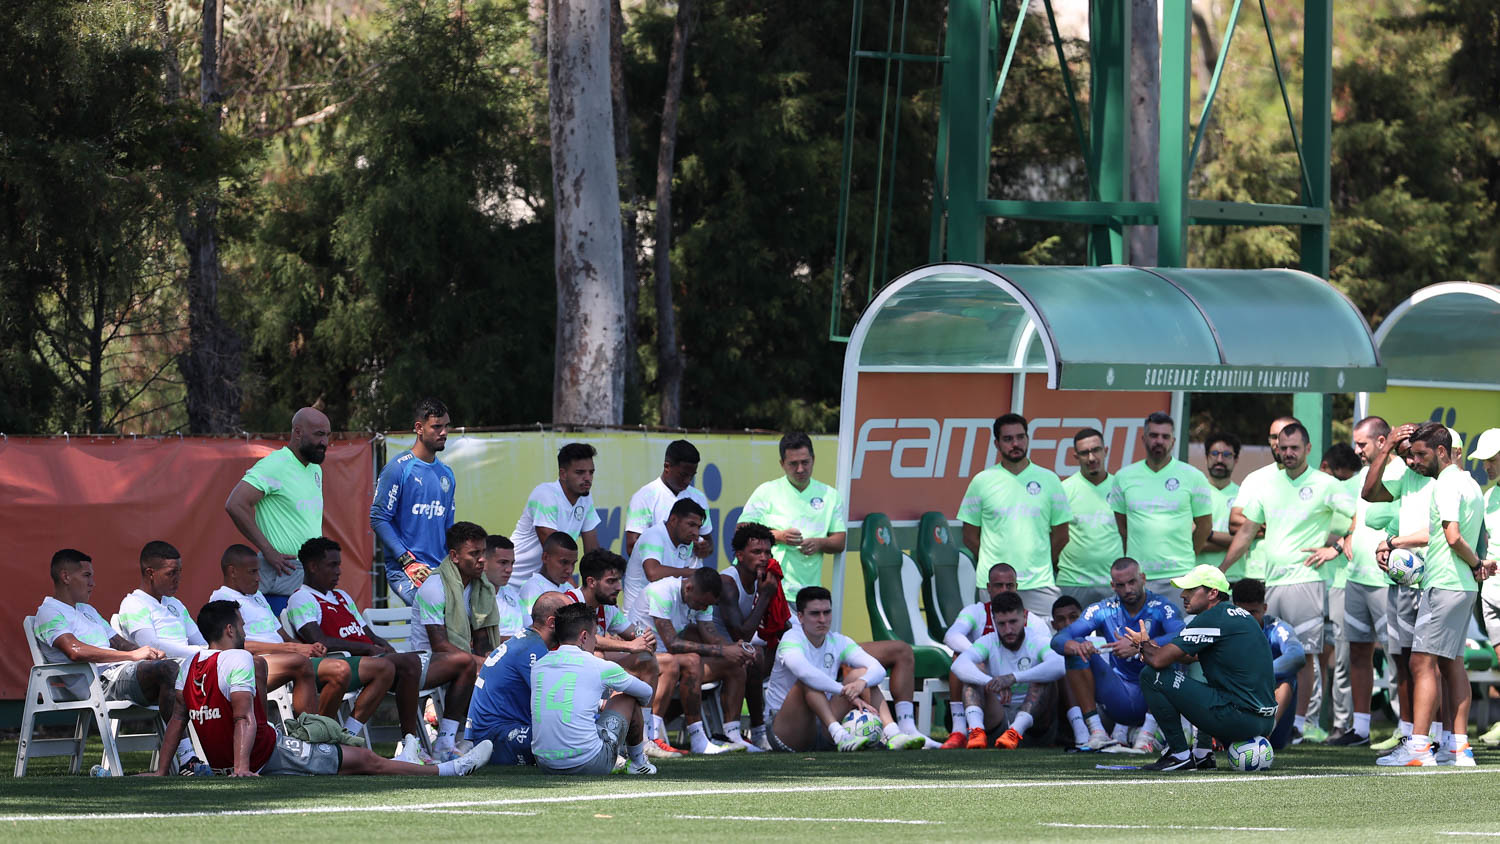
[1226,736,1274,772]
[1387,548,1425,587]
[841,709,882,741]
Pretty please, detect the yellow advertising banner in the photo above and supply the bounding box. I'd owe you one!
[1367,385,1499,485]
[383,431,871,639]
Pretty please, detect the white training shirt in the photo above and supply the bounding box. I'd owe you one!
[510,481,601,585]
[638,577,714,653]
[529,644,652,767]
[623,522,699,619]
[943,599,1055,654]
[950,628,1065,697]
[494,584,526,638]
[208,586,283,644]
[117,590,207,660]
[408,576,472,653]
[518,573,581,614]
[625,477,713,537]
[763,626,887,713]
[32,597,119,698]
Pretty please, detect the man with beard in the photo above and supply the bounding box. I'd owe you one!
[717,522,784,751]
[225,406,331,614]
[949,591,1065,749]
[1228,416,1299,585]
[371,398,457,605]
[574,549,660,692]
[1199,432,1242,580]
[510,443,602,587]
[1057,428,1125,608]
[1107,413,1212,613]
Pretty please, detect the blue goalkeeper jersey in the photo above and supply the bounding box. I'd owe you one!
[467,628,549,740]
[1051,590,1184,682]
[1262,614,1305,683]
[371,449,457,569]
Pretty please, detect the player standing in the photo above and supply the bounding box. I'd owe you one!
[1199,432,1242,579]
[625,439,713,558]
[1057,428,1124,607]
[740,433,846,602]
[370,398,456,605]
[510,443,602,587]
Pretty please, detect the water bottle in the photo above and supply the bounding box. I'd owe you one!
[89,764,114,777]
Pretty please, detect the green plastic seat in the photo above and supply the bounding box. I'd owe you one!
[915,511,969,642]
[859,512,952,680]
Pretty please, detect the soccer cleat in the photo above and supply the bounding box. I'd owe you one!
[753,732,772,752]
[1370,732,1405,752]
[1142,752,1196,772]
[940,730,968,750]
[612,755,628,773]
[964,727,989,750]
[650,737,689,757]
[1376,740,1436,766]
[424,698,440,729]
[450,739,493,776]
[730,735,766,753]
[1085,729,1120,751]
[1481,722,1500,747]
[626,759,659,775]
[1122,728,1159,756]
[994,728,1022,749]
[695,740,742,755]
[837,733,874,752]
[1193,752,1217,770]
[886,732,926,751]
[1301,724,1329,743]
[1436,743,1477,767]
[1326,730,1370,747]
[177,755,206,776]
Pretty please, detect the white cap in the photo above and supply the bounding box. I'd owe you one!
[1470,428,1500,461]
[1448,428,1464,452]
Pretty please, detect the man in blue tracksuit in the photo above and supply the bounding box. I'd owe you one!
[372,397,457,605]
[1233,577,1306,749]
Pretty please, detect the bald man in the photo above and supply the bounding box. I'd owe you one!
[226,407,332,614]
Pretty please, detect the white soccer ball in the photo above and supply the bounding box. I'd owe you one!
[1387,548,1425,587]
[841,709,882,741]
[1226,736,1274,772]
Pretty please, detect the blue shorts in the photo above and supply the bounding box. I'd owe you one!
[471,721,534,766]
[1086,655,1147,728]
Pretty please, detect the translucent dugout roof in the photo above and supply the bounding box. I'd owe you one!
[1374,282,1500,388]
[849,263,1385,393]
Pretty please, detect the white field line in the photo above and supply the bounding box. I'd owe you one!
[412,809,538,816]
[1438,834,1500,838]
[677,814,939,825]
[0,767,1491,823]
[1041,822,1293,832]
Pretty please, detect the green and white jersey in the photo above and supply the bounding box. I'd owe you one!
[1484,486,1500,559]
[626,477,712,537]
[32,597,116,699]
[530,644,652,765]
[637,577,714,652]
[1057,473,1124,588]
[208,585,281,644]
[1172,602,1276,717]
[1201,482,1240,578]
[1328,476,1360,589]
[1107,459,1213,580]
[624,522,698,619]
[1233,464,1281,580]
[493,585,526,638]
[1423,464,1484,592]
[510,481,602,584]
[958,627,1063,699]
[1382,461,1435,538]
[1238,466,1353,587]
[407,575,472,652]
[958,462,1070,590]
[740,476,846,600]
[117,589,208,659]
[1346,467,1398,589]
[241,446,324,595]
[764,627,879,712]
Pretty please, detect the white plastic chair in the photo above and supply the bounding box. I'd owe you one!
[16,616,164,776]
[358,607,446,750]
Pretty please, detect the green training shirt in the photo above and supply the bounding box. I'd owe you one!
[958,462,1070,590]
[1423,464,1483,593]
[1057,472,1124,588]
[1108,458,1213,580]
[1239,465,1353,587]
[740,476,846,600]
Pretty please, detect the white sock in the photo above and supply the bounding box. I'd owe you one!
[1452,733,1468,751]
[750,724,766,742]
[1084,711,1105,734]
[1430,722,1445,743]
[651,714,666,742]
[1352,712,1371,737]
[438,718,459,743]
[1066,707,1088,743]
[725,721,744,741]
[628,742,647,764]
[1399,720,1413,737]
[1293,714,1307,732]
[1142,713,1160,737]
[438,759,459,776]
[1411,732,1432,751]
[829,721,850,743]
[966,706,986,731]
[687,720,708,752]
[1169,749,1191,761]
[343,717,365,735]
[882,721,902,740]
[1010,711,1033,738]
[952,711,969,733]
[1113,723,1130,744]
[894,701,915,730]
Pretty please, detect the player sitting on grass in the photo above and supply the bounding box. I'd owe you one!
[1125,565,1276,772]
[212,543,396,735]
[288,536,478,763]
[940,562,1055,747]
[530,602,657,775]
[1050,557,1183,754]
[715,522,787,752]
[638,568,752,753]
[951,591,1064,749]
[1232,577,1306,749]
[467,591,571,765]
[154,600,491,777]
[764,586,926,752]
[34,549,186,772]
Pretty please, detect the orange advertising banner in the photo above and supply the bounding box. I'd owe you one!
[848,372,1171,522]
[0,436,374,698]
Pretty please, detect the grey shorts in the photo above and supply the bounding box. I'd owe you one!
[539,710,628,775]
[1060,585,1114,609]
[1387,584,1419,650]
[1144,579,1185,614]
[99,661,151,705]
[1412,588,1477,660]
[1018,585,1063,617]
[256,551,304,600]
[1481,578,1500,645]
[1342,582,1388,644]
[765,708,837,752]
[1266,581,1327,652]
[415,651,432,690]
[258,734,342,775]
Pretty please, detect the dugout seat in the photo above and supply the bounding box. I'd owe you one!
[914,511,971,640]
[859,513,952,734]
[16,616,163,776]
[363,607,447,750]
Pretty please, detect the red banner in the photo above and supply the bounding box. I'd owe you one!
[0,436,374,698]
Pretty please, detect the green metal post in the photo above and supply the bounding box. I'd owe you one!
[944,0,988,262]
[1156,2,1191,267]
[1088,0,1128,266]
[1295,1,1333,454]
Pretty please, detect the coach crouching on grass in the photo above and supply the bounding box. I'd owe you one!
[1122,564,1276,772]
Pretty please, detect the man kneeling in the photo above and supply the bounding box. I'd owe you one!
[950,591,1064,749]
[764,587,926,752]
[531,603,657,775]
[154,600,491,777]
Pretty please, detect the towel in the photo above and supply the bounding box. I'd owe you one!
[758,559,793,650]
[281,712,367,747]
[440,557,497,653]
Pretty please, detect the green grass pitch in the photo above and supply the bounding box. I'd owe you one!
[4,739,1500,841]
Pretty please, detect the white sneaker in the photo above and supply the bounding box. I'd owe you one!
[394,734,425,764]
[644,740,677,759]
[753,732,772,752]
[1085,729,1120,751]
[612,755,628,773]
[626,759,659,775]
[1377,739,1436,767]
[1130,729,1160,756]
[450,740,492,776]
[1436,743,1477,767]
[836,733,873,752]
[730,735,766,753]
[694,740,740,755]
[885,732,926,751]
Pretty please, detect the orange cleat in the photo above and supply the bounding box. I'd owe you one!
[651,737,689,757]
[964,727,989,750]
[994,728,1022,749]
[940,730,967,750]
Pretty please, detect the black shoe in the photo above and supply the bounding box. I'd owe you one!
[1326,730,1370,747]
[1194,751,1216,770]
[1142,752,1196,772]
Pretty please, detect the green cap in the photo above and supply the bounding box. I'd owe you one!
[1170,564,1231,594]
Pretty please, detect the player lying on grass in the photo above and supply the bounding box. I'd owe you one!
[154,600,491,777]
[1232,577,1306,749]
[530,602,657,775]
[763,587,926,752]
[466,592,571,765]
[950,591,1064,749]
[1050,557,1182,754]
